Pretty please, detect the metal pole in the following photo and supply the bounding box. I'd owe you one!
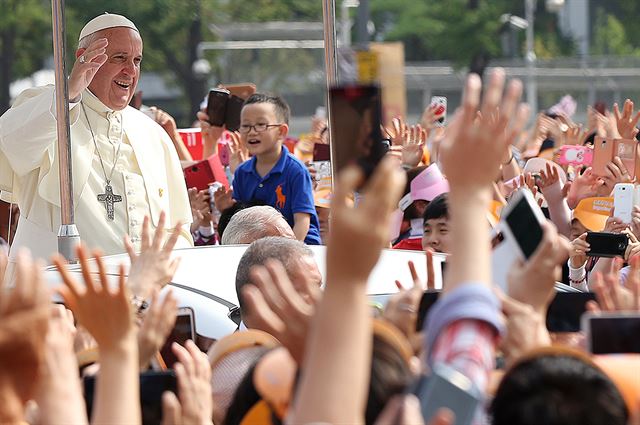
[321,0,338,185]
[525,0,538,118]
[51,0,80,261]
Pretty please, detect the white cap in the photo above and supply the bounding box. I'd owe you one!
[78,13,139,41]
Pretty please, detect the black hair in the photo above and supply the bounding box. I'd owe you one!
[423,193,449,224]
[490,353,628,425]
[366,332,413,424]
[584,131,596,146]
[243,93,291,124]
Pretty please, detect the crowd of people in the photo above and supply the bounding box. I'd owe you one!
[0,11,640,425]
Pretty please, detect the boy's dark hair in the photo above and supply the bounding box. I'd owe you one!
[243,93,291,124]
[423,193,449,224]
[490,353,628,425]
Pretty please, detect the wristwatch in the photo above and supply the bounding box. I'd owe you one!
[130,295,149,314]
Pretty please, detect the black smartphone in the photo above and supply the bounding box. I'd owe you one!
[313,143,331,162]
[84,371,177,425]
[416,291,441,331]
[503,189,545,259]
[585,232,628,257]
[159,307,196,369]
[411,364,481,425]
[583,312,640,354]
[207,88,230,127]
[546,292,597,332]
[224,95,245,132]
[328,84,385,182]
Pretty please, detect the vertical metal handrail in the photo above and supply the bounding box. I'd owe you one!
[321,0,338,186]
[51,0,80,261]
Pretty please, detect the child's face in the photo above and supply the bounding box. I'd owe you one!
[422,217,451,254]
[240,103,288,158]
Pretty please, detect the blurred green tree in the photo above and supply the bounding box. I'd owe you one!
[0,0,50,113]
[370,0,574,69]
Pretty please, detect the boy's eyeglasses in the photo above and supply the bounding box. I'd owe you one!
[239,123,283,134]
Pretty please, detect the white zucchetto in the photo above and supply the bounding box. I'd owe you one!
[78,13,139,41]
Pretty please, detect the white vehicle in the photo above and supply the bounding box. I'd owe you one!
[45,245,445,342]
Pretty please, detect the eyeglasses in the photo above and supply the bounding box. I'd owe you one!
[238,123,283,134]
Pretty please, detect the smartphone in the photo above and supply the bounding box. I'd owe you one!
[430,96,447,127]
[411,364,482,425]
[492,189,546,290]
[592,137,615,176]
[614,183,634,224]
[416,291,441,331]
[328,84,385,182]
[554,145,593,167]
[583,312,640,354]
[614,139,637,180]
[84,371,177,425]
[207,88,230,127]
[546,292,597,333]
[313,143,331,162]
[224,95,244,132]
[159,307,196,369]
[585,232,628,257]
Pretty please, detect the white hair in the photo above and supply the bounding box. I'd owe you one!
[221,206,294,245]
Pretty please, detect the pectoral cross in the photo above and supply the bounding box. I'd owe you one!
[97,184,122,221]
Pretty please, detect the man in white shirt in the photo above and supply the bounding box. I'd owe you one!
[0,13,193,267]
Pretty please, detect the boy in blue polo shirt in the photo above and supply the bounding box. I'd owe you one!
[232,94,321,245]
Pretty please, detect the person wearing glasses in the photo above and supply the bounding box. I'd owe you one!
[230,94,321,245]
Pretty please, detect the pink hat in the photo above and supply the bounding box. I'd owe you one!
[399,164,449,211]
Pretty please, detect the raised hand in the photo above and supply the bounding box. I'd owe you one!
[69,38,108,101]
[440,69,528,192]
[327,157,406,283]
[565,124,587,146]
[498,291,551,366]
[161,341,214,425]
[242,258,320,363]
[507,222,570,314]
[54,245,135,351]
[589,257,640,312]
[124,212,182,299]
[0,250,50,408]
[228,131,249,173]
[613,99,640,140]
[385,259,429,338]
[137,289,178,370]
[34,305,88,424]
[566,167,605,209]
[213,185,235,212]
[569,233,590,268]
[538,162,561,190]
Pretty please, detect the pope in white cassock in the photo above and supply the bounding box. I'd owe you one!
[0,13,193,266]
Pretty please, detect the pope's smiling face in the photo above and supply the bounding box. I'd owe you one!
[86,27,142,111]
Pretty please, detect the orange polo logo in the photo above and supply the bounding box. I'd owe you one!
[275,184,286,209]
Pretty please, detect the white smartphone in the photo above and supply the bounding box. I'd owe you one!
[491,189,546,291]
[614,183,634,224]
[582,312,640,354]
[634,185,640,206]
[430,96,447,127]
